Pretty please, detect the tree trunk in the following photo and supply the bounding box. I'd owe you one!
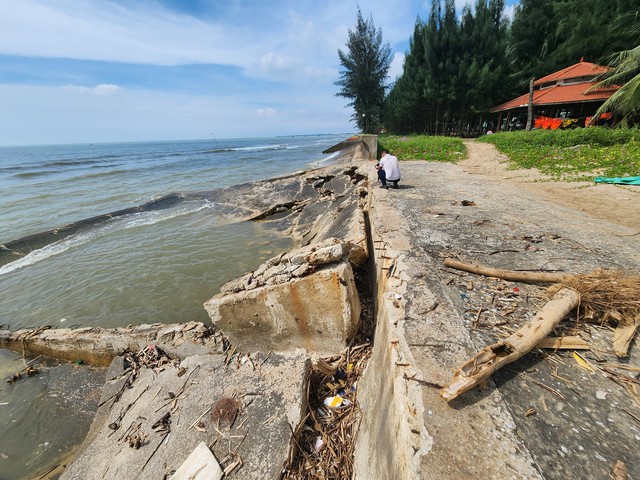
[526,77,535,130]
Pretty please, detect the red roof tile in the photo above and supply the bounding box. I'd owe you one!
[534,61,609,86]
[491,82,619,113]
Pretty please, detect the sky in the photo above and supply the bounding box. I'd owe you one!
[0,0,518,146]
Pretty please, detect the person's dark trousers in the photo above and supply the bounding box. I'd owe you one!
[377,169,388,188]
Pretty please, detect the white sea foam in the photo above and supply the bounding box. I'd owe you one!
[0,201,214,276]
[311,151,341,167]
[231,144,286,152]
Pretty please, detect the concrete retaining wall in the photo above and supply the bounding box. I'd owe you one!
[353,188,430,480]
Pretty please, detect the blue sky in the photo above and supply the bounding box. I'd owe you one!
[0,0,518,145]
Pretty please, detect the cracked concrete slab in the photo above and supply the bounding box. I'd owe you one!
[62,351,309,480]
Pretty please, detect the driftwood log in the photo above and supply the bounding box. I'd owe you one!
[537,336,590,350]
[443,258,568,284]
[613,314,640,358]
[442,259,640,398]
[441,287,581,401]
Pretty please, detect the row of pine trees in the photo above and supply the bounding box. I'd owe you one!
[383,0,637,135]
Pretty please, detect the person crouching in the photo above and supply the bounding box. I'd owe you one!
[375,149,401,189]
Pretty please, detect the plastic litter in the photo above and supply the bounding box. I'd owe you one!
[324,395,344,408]
[323,395,352,409]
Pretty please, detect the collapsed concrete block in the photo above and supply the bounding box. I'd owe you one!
[0,322,223,366]
[62,352,309,480]
[204,262,361,353]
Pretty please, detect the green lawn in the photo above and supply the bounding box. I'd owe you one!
[378,135,466,163]
[478,128,640,181]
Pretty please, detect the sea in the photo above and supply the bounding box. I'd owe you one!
[0,134,347,478]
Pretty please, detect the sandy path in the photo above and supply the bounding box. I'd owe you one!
[458,140,640,231]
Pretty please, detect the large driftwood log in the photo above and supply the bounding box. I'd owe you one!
[444,258,568,284]
[441,287,580,401]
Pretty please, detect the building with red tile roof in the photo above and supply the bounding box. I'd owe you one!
[491,60,619,130]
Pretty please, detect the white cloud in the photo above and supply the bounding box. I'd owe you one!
[255,52,296,76]
[1,0,255,67]
[256,107,278,117]
[0,0,436,143]
[63,84,122,95]
[1,0,425,84]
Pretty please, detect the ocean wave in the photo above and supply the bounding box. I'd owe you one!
[12,170,60,179]
[39,168,132,188]
[235,144,287,152]
[155,151,190,158]
[11,163,124,180]
[202,144,287,154]
[47,158,118,167]
[0,201,214,276]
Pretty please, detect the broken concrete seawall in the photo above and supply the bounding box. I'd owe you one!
[1,136,382,479]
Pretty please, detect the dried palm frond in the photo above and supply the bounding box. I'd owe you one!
[548,269,640,323]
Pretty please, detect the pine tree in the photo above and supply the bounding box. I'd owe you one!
[335,8,392,133]
[385,0,510,135]
[383,19,428,133]
[509,0,557,90]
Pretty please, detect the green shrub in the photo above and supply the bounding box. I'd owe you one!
[478,128,640,180]
[378,135,466,163]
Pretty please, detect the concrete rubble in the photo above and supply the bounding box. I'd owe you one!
[0,321,223,366]
[170,441,223,480]
[205,238,362,353]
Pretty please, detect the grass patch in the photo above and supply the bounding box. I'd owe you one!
[478,128,640,181]
[378,135,466,163]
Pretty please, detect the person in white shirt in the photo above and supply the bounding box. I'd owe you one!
[375,149,401,189]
